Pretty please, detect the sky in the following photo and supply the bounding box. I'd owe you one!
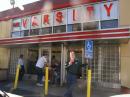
[0,0,39,12]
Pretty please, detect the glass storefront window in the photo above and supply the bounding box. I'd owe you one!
[11,31,21,38]
[101,19,118,29]
[21,30,29,36]
[40,27,52,35]
[53,25,66,33]
[83,21,99,30]
[30,29,40,36]
[11,19,118,37]
[67,23,82,32]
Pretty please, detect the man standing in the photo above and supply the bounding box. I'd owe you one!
[36,54,47,86]
[64,50,80,97]
[18,54,25,81]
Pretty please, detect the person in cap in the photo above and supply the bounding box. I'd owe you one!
[35,54,47,86]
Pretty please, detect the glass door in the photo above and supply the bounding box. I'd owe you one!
[39,47,51,65]
[66,41,84,64]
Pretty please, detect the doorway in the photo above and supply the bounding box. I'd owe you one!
[27,48,38,74]
[39,47,51,65]
[60,41,84,84]
[66,41,84,64]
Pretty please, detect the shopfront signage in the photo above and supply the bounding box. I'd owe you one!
[13,19,21,31]
[68,7,82,24]
[21,16,30,30]
[54,9,67,26]
[12,1,118,31]
[31,14,41,29]
[42,12,53,27]
[83,4,100,21]
[101,1,118,20]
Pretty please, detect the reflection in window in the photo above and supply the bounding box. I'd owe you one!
[40,27,52,35]
[101,19,118,29]
[67,23,81,32]
[83,21,99,30]
[53,25,66,33]
[30,29,40,36]
[11,31,21,38]
[21,30,29,36]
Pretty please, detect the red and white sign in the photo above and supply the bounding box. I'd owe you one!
[21,16,30,30]
[31,14,41,29]
[67,7,82,24]
[12,19,21,31]
[83,4,100,22]
[42,12,53,27]
[12,1,118,32]
[54,9,67,26]
[101,1,118,20]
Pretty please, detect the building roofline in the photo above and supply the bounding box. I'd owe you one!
[0,0,102,21]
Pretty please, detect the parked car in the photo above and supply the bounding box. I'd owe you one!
[111,94,130,97]
[0,90,23,97]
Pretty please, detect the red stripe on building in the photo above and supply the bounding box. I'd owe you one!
[0,33,129,45]
[0,28,129,45]
[0,28,129,42]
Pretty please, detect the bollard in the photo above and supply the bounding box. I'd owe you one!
[45,66,49,95]
[87,69,92,97]
[13,64,20,89]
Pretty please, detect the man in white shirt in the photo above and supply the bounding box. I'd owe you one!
[18,54,25,81]
[36,54,47,86]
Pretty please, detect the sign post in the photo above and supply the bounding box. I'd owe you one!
[85,40,93,59]
[85,40,93,97]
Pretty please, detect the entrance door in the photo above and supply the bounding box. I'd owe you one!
[66,41,84,65]
[27,48,38,74]
[39,47,51,65]
[62,41,84,83]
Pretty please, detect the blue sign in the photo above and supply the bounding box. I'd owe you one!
[85,40,93,59]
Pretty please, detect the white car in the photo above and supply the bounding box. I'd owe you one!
[0,90,23,97]
[111,94,130,97]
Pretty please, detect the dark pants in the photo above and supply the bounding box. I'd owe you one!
[64,73,77,97]
[19,65,25,81]
[51,70,60,85]
[36,67,43,84]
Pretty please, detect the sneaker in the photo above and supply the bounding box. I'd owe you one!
[36,83,43,86]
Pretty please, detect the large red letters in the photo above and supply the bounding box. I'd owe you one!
[73,9,76,21]
[13,22,20,27]
[31,16,39,27]
[22,19,28,28]
[104,3,113,16]
[87,6,94,17]
[56,11,63,23]
[43,14,49,24]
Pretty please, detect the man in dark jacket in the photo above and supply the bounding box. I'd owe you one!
[64,51,80,97]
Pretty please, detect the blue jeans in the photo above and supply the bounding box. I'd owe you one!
[36,67,43,84]
[19,65,25,81]
[64,73,77,97]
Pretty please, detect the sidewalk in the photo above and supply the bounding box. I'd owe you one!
[2,80,122,97]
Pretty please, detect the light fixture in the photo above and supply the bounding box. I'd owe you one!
[10,0,24,11]
[10,0,15,8]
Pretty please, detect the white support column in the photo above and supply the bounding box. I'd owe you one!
[60,43,67,85]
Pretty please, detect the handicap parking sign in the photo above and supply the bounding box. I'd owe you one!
[85,40,93,59]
